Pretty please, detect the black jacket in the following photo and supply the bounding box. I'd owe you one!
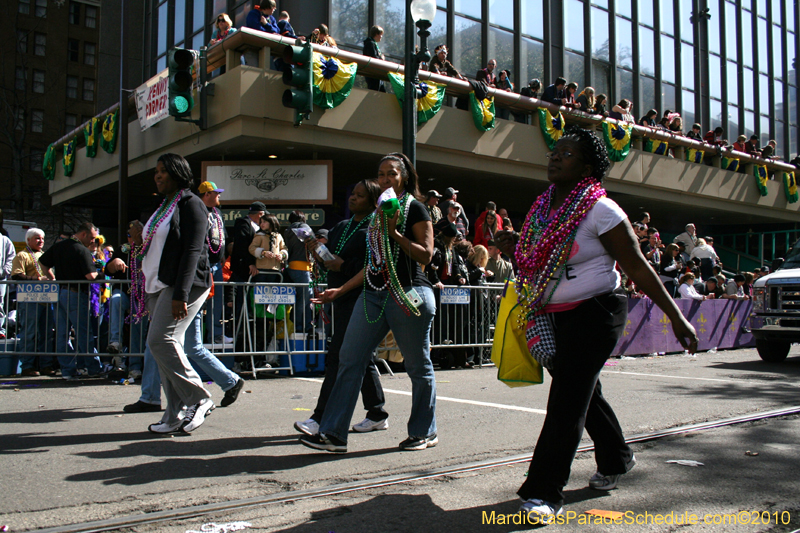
[230,215,257,279]
[158,190,211,302]
[541,84,564,105]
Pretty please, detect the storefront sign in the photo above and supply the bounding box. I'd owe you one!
[220,208,325,227]
[134,69,170,131]
[203,161,332,205]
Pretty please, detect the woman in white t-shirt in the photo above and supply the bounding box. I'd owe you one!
[677,272,709,300]
[496,126,697,523]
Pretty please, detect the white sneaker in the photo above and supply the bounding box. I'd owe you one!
[352,417,389,433]
[294,418,320,436]
[180,399,215,433]
[519,499,563,525]
[214,335,234,344]
[148,420,183,434]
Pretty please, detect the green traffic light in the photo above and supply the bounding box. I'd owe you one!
[174,96,190,114]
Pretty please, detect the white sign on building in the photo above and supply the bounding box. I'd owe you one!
[202,161,332,205]
[135,69,170,131]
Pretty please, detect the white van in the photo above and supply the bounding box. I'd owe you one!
[3,220,38,252]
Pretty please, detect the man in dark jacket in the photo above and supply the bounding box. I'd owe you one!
[231,201,267,327]
[475,59,497,88]
[363,25,386,92]
[541,77,567,106]
[438,187,469,237]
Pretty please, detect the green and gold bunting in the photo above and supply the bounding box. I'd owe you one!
[387,73,447,125]
[84,117,100,158]
[469,92,495,131]
[313,53,358,109]
[63,138,76,176]
[538,108,565,149]
[784,171,798,203]
[754,165,769,196]
[100,109,119,154]
[685,148,704,164]
[721,156,739,172]
[601,122,633,161]
[644,138,669,155]
[42,144,56,180]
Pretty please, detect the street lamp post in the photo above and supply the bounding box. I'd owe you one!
[402,0,437,166]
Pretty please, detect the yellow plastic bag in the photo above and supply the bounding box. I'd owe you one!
[490,280,544,387]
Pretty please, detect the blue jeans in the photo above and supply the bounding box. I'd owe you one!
[287,268,313,332]
[17,302,54,370]
[109,289,147,371]
[55,288,101,377]
[138,306,239,405]
[319,286,437,443]
[203,264,225,340]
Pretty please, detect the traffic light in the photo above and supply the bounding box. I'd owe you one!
[168,48,195,118]
[282,42,314,126]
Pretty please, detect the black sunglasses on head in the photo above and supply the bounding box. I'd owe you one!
[217,18,225,22]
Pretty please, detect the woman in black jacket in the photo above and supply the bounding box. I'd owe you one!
[130,153,213,434]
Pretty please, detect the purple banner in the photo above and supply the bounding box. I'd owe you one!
[613,299,754,356]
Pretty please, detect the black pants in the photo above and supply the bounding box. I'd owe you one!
[312,294,388,423]
[517,290,633,506]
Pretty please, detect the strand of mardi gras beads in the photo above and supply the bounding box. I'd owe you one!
[128,244,148,323]
[27,246,44,278]
[311,213,374,289]
[137,191,182,259]
[206,207,224,255]
[514,177,606,325]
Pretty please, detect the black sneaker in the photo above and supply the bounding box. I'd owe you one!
[399,433,439,451]
[220,378,244,407]
[123,401,163,413]
[299,432,347,453]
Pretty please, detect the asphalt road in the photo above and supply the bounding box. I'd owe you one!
[1,345,799,532]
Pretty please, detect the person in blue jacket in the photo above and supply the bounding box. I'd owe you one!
[246,1,279,34]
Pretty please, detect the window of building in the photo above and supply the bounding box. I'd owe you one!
[639,26,655,75]
[660,0,675,36]
[429,10,448,52]
[15,109,25,131]
[15,68,26,91]
[760,114,770,144]
[725,1,737,60]
[592,60,610,96]
[776,120,785,157]
[741,9,753,67]
[565,51,585,87]
[661,34,675,84]
[453,15,482,79]
[67,39,79,62]
[34,33,46,56]
[641,76,656,115]
[330,0,368,49]
[708,8,721,55]
[773,24,783,78]
[662,83,676,116]
[591,7,609,61]
[66,75,78,98]
[681,43,695,90]
[710,99,723,130]
[489,27,515,76]
[175,0,186,46]
[31,109,44,133]
[65,114,77,135]
[775,78,784,111]
[83,78,95,101]
[745,110,756,138]
[69,2,80,24]
[759,73,770,112]
[35,0,46,18]
[84,42,96,66]
[520,0,544,39]
[565,0,585,52]
[792,127,798,159]
[85,5,97,28]
[757,17,768,71]
[728,104,740,140]
[19,0,30,15]
[617,17,633,69]
[157,1,168,57]
[743,67,755,109]
[727,60,738,106]
[455,0,482,19]
[489,0,514,30]
[17,30,27,53]
[616,68,634,101]
[520,37,544,86]
[639,0,654,26]
[32,70,44,93]
[679,0,693,43]
[709,54,722,98]
[375,0,406,59]
[682,89,695,127]
[31,150,43,172]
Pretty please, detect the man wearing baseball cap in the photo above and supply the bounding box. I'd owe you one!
[197,182,230,344]
[439,187,469,236]
[425,190,443,224]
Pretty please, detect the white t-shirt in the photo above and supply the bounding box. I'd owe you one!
[141,205,176,294]
[545,196,627,304]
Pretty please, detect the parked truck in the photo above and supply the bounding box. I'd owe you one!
[750,239,800,362]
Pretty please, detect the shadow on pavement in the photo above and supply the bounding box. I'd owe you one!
[0,408,125,425]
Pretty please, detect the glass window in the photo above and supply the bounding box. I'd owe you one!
[641,76,656,115]
[17,30,27,53]
[157,55,167,72]
[438,0,446,7]
[594,0,608,8]
[19,0,30,15]
[375,0,405,59]
[711,99,723,130]
[15,109,24,131]
[565,51,586,86]
[709,54,722,98]
[520,37,545,87]
[757,0,766,17]
[213,0,227,19]
[489,27,515,76]
[66,75,78,98]
[773,25,784,78]
[32,70,44,93]
[772,0,782,21]
[661,35,675,83]
[31,151,43,173]
[592,7,609,61]
[745,110,756,138]
[31,110,43,133]
[790,85,797,124]
[84,42,96,66]
[490,0,513,29]
[788,32,796,80]
[69,2,80,24]
[728,104,739,140]
[725,1,737,60]
[193,1,205,32]
[331,0,367,48]
[761,114,771,144]
[68,39,79,61]
[775,78,785,114]
[85,5,97,28]
[639,26,655,75]
[741,10,753,67]
[592,60,611,96]
[617,17,633,69]
[776,120,785,157]
[233,4,247,28]
[662,83,676,116]
[792,126,799,159]
[679,0,693,43]
[65,114,77,135]
[681,42,695,89]
[453,15,482,78]
[708,8,721,55]
[521,0,545,38]
[428,9,448,55]
[158,2,168,56]
[35,0,46,18]
[760,73,770,112]
[743,67,755,109]
[639,0,653,26]
[175,0,186,44]
[15,68,26,91]
[34,33,45,56]
[565,0,584,52]
[788,1,796,32]
[727,60,738,105]
[660,0,675,36]
[83,78,95,101]
[616,68,634,102]
[757,17,768,71]
[454,0,481,18]
[617,0,631,18]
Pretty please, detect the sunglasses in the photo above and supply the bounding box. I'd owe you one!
[217,18,225,22]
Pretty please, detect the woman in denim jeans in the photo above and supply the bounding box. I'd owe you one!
[300,153,437,453]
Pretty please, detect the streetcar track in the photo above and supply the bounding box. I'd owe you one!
[30,405,800,533]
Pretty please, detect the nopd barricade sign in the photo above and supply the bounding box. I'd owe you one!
[441,287,470,304]
[17,283,59,303]
[254,285,296,304]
